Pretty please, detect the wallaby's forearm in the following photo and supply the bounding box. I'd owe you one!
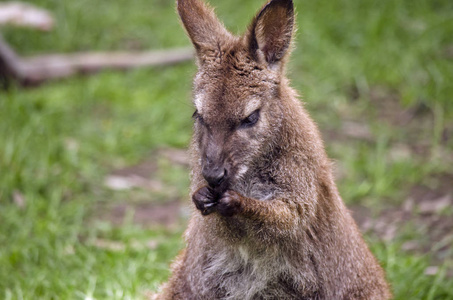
[193,187,310,242]
[239,195,302,230]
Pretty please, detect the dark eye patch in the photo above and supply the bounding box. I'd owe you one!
[239,109,260,129]
[192,110,206,126]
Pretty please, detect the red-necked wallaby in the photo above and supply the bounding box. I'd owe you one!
[155,0,392,299]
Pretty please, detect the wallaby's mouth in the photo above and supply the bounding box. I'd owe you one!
[202,166,226,187]
[206,177,229,200]
[205,171,230,196]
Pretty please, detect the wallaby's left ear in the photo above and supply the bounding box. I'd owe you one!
[247,0,294,67]
[177,0,232,58]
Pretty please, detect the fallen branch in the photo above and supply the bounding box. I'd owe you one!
[0,34,22,87]
[0,34,194,85]
[0,2,54,31]
[19,47,194,84]
[0,3,194,86]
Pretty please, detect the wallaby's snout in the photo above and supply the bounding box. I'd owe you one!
[201,136,228,188]
[202,158,226,188]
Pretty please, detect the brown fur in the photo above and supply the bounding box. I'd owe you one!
[155,0,392,299]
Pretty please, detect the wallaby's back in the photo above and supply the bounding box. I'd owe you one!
[155,0,392,299]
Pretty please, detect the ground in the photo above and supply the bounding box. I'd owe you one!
[0,0,452,299]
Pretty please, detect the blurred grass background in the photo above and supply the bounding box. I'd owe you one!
[1,0,452,298]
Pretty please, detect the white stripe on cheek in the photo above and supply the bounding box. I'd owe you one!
[194,94,204,113]
[237,165,248,177]
[244,98,261,116]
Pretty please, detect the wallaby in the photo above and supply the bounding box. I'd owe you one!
[155,0,392,299]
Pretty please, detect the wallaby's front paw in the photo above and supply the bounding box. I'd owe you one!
[192,186,218,216]
[217,190,242,217]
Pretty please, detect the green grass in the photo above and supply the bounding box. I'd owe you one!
[0,69,191,298]
[1,0,452,298]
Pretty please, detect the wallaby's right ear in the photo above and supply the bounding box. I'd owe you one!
[247,0,294,68]
[177,0,232,56]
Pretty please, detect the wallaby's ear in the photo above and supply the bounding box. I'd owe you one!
[177,0,232,55]
[248,0,294,67]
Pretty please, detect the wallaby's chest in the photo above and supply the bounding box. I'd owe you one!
[194,245,318,300]
[234,174,279,202]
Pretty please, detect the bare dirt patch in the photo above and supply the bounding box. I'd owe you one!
[351,173,453,262]
[97,147,190,228]
[104,200,185,228]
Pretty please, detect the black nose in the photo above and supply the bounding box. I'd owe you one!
[202,167,226,187]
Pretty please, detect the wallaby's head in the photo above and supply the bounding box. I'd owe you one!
[178,0,295,192]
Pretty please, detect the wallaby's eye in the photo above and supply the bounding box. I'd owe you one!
[240,110,260,129]
[192,110,205,126]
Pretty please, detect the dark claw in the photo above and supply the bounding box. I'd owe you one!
[201,202,217,215]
